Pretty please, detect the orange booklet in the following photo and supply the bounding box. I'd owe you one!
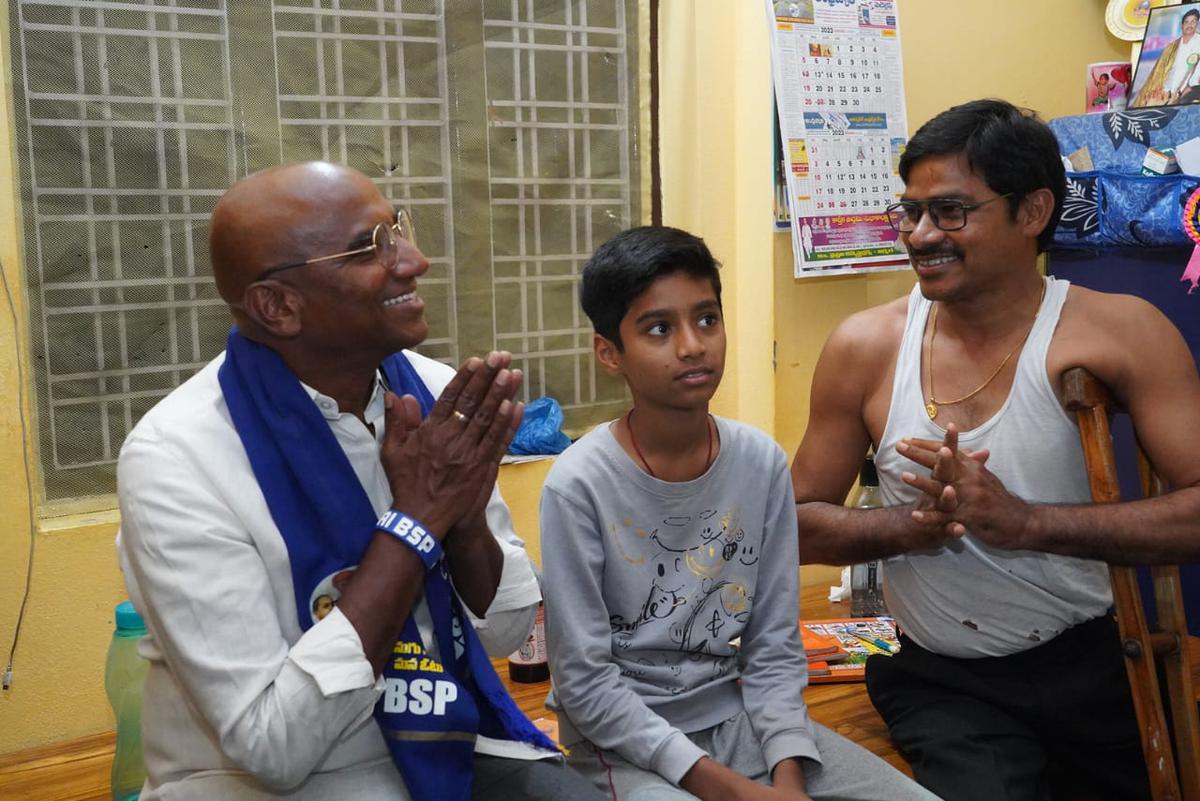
[800,617,899,684]
[800,627,848,662]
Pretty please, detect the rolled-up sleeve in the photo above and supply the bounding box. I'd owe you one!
[288,607,381,696]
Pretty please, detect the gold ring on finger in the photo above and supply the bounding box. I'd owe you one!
[452,410,469,423]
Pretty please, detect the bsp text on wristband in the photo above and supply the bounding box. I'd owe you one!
[376,510,443,570]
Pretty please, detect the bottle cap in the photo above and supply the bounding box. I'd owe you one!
[115,601,147,635]
[859,454,878,487]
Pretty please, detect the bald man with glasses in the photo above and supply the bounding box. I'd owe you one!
[790,100,1200,801]
[116,162,606,801]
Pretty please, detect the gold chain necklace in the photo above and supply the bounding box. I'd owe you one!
[925,281,1046,421]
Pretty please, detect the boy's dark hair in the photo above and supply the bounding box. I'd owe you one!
[899,99,1065,253]
[580,226,722,350]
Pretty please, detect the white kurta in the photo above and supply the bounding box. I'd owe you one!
[117,350,542,800]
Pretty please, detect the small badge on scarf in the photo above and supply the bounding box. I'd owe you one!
[308,567,357,624]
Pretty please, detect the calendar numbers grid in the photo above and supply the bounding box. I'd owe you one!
[769,0,910,276]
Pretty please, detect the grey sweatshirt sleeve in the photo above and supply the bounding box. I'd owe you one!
[737,446,821,771]
[540,485,708,784]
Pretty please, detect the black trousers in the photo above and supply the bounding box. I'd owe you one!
[865,616,1150,801]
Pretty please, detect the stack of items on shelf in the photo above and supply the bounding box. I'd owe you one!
[1050,105,1200,249]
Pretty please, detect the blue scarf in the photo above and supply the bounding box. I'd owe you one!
[217,328,555,800]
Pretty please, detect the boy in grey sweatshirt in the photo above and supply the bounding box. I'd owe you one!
[539,227,938,801]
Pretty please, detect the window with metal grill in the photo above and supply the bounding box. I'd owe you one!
[9,0,642,508]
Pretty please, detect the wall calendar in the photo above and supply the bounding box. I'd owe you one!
[768,0,910,277]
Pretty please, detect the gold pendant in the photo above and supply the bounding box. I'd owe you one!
[925,401,938,420]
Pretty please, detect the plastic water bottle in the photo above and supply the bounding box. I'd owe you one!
[105,601,148,801]
[849,455,888,618]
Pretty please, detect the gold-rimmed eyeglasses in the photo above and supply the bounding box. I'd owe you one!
[254,208,416,282]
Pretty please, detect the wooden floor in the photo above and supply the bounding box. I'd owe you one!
[0,585,902,801]
[0,731,116,801]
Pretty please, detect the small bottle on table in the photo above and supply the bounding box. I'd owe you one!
[849,454,888,618]
[508,601,549,683]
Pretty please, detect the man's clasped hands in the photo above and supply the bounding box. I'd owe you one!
[898,426,1037,552]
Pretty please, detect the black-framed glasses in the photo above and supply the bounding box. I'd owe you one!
[253,208,416,282]
[884,193,1013,233]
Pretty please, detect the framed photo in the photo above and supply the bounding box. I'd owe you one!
[1087,61,1133,113]
[1129,1,1200,108]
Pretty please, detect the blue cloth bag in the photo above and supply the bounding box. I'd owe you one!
[1057,170,1199,249]
[1049,108,1200,249]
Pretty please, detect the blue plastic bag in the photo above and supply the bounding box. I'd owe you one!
[508,396,571,456]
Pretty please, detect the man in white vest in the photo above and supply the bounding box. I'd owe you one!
[791,99,1200,801]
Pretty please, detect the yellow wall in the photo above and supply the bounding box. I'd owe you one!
[498,459,555,567]
[0,0,1132,756]
[659,0,779,432]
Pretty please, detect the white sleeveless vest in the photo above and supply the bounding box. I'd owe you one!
[875,276,1112,658]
